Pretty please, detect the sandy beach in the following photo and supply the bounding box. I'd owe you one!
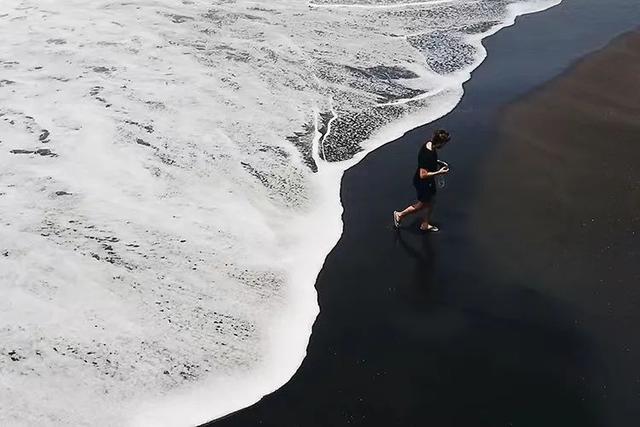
[207,2,640,426]
[470,29,640,426]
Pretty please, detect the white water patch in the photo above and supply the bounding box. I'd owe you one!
[0,0,559,425]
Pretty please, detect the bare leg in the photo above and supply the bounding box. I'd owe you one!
[419,202,438,231]
[397,201,424,222]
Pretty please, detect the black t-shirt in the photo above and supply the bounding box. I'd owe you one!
[413,144,438,192]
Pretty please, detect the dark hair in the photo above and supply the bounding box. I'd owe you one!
[432,129,451,146]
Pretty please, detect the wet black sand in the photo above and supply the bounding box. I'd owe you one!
[207,1,640,426]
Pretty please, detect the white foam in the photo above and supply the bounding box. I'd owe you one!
[309,0,458,9]
[0,0,560,425]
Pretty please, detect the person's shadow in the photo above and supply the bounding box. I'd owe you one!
[394,223,436,278]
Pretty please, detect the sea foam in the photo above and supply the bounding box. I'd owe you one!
[0,0,559,425]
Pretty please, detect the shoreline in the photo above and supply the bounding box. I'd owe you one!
[206,1,640,426]
[137,2,566,424]
[174,1,565,424]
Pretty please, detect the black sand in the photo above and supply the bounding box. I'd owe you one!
[207,1,640,426]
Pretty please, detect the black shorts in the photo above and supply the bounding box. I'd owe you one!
[415,187,436,203]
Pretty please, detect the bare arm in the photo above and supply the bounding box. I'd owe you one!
[419,166,448,179]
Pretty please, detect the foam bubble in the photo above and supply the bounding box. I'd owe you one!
[0,0,560,425]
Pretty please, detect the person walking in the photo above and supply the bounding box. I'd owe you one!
[393,129,450,232]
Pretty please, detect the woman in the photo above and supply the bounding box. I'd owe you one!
[393,129,450,232]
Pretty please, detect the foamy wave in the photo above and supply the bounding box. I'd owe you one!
[0,0,559,425]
